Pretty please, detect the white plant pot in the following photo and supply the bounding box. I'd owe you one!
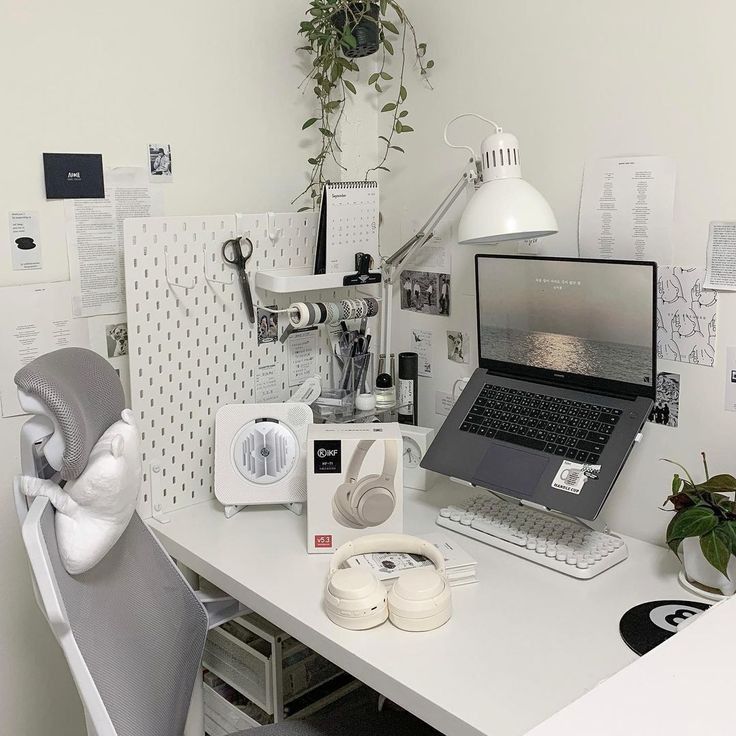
[681,536,736,596]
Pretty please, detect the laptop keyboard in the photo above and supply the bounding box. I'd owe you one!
[460,384,622,464]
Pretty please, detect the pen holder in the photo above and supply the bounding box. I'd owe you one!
[313,353,374,421]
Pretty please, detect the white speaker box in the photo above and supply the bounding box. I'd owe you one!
[215,403,312,507]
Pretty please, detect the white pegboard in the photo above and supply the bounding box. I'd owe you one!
[124,212,362,519]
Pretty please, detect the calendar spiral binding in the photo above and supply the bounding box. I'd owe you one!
[326,180,378,189]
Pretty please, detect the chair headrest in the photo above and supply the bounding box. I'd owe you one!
[15,347,126,480]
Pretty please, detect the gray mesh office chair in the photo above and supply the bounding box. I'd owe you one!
[16,348,439,736]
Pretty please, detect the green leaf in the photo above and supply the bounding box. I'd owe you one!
[700,529,731,576]
[324,100,341,112]
[376,166,391,172]
[399,110,408,118]
[426,59,435,69]
[698,474,736,493]
[381,103,397,112]
[318,128,334,137]
[719,520,736,554]
[302,118,318,130]
[395,120,403,133]
[669,506,719,540]
[671,473,682,494]
[297,207,311,212]
[383,38,394,55]
[307,157,319,165]
[418,42,427,56]
[344,80,356,94]
[400,124,414,132]
[375,83,383,93]
[342,30,357,49]
[399,85,407,101]
[380,0,388,14]
[380,71,393,80]
[390,145,405,152]
[378,135,390,143]
[666,514,684,556]
[368,72,380,85]
[382,20,399,34]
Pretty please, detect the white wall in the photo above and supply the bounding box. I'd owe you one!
[0,2,317,732]
[383,0,736,545]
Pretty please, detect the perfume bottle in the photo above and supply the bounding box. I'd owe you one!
[375,353,396,410]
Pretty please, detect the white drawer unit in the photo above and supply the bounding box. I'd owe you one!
[204,683,261,734]
[203,625,273,713]
[202,611,355,726]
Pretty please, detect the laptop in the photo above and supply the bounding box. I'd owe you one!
[421,254,656,520]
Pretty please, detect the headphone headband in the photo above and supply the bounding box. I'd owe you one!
[345,438,398,484]
[329,533,446,576]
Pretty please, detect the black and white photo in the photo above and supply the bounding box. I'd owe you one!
[106,323,129,357]
[400,269,451,316]
[148,143,173,179]
[257,306,278,345]
[447,331,469,364]
[648,371,680,427]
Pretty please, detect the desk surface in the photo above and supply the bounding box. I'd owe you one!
[150,479,691,736]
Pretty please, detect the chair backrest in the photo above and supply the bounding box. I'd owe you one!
[21,495,208,736]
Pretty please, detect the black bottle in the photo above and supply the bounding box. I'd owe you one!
[397,352,418,426]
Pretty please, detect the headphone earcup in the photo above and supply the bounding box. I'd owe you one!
[324,568,388,630]
[349,475,395,528]
[332,483,364,529]
[387,568,452,632]
[332,476,395,529]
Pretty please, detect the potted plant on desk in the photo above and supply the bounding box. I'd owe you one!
[663,452,736,596]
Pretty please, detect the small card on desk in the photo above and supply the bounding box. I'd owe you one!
[43,153,104,199]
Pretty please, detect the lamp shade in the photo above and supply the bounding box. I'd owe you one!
[456,128,558,245]
[458,177,558,245]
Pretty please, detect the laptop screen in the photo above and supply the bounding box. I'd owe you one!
[475,255,656,397]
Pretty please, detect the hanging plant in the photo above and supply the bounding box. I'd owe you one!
[295,0,434,209]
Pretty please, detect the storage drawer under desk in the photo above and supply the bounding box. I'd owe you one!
[203,626,273,713]
[204,682,261,734]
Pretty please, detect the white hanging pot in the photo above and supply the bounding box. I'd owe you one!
[681,536,736,596]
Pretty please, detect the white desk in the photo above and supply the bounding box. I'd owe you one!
[150,479,692,736]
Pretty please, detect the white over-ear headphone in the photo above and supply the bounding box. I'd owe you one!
[332,440,398,529]
[324,533,452,632]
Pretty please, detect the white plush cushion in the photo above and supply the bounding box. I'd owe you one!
[19,410,142,574]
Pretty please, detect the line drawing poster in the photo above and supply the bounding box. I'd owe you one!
[657,266,717,367]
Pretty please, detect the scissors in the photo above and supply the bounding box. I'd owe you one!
[222,237,255,324]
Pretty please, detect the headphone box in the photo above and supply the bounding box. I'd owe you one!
[307,423,403,553]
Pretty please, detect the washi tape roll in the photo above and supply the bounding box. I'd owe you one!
[365,297,379,317]
[289,302,311,329]
[326,302,340,324]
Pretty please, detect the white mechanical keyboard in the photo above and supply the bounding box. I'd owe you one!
[436,493,628,579]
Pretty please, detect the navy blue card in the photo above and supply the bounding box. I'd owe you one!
[43,153,105,199]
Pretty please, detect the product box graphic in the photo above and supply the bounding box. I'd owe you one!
[307,423,403,553]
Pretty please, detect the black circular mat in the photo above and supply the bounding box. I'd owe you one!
[619,599,710,655]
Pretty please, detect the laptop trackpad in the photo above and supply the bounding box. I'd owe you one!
[472,446,549,498]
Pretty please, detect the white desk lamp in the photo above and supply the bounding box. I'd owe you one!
[380,112,559,356]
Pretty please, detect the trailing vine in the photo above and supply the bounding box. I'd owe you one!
[295,0,433,209]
